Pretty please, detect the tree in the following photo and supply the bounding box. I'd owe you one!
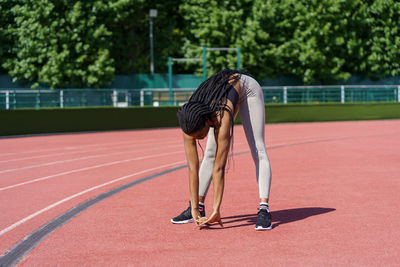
[180,0,400,84]
[0,0,21,74]
[110,0,187,74]
[180,0,254,76]
[2,0,400,87]
[3,0,142,88]
[358,0,400,77]
[243,0,367,84]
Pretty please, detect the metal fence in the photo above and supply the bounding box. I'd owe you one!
[1,85,399,109]
[0,89,142,109]
[262,85,400,104]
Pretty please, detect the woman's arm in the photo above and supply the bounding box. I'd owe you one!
[183,133,202,220]
[202,110,232,226]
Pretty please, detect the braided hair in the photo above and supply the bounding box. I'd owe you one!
[177,69,242,136]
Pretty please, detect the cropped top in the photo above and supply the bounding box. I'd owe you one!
[227,84,239,109]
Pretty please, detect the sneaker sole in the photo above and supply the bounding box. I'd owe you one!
[254,225,272,231]
[170,216,207,224]
[170,218,194,224]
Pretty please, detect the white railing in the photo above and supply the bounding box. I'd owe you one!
[260,85,400,104]
[139,88,196,107]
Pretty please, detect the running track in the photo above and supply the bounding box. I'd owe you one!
[0,120,399,266]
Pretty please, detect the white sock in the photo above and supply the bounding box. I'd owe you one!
[259,202,269,211]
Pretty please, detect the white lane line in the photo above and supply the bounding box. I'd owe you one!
[0,141,246,190]
[0,141,245,191]
[0,150,184,192]
[0,160,186,236]
[0,140,180,164]
[0,137,179,158]
[0,143,182,174]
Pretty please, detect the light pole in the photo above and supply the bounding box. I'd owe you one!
[149,9,158,74]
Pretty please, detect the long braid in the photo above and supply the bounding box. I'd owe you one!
[177,69,245,136]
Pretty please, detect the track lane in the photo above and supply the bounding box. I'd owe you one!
[0,159,188,254]
[0,130,184,254]
[0,151,187,224]
[0,129,181,159]
[0,143,183,181]
[0,139,250,254]
[0,139,181,165]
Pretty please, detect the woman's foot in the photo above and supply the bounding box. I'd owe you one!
[255,203,272,230]
[171,201,205,224]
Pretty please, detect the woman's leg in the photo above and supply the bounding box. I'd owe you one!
[198,127,217,199]
[239,80,272,201]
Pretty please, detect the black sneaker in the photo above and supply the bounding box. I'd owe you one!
[255,208,272,230]
[171,201,205,224]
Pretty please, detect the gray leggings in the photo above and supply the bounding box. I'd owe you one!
[198,75,272,199]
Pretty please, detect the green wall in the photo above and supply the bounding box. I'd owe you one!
[111,74,204,89]
[1,103,399,136]
[0,74,205,89]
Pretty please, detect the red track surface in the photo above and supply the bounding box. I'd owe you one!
[1,120,399,266]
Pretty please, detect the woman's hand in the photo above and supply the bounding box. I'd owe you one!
[192,208,207,226]
[200,210,223,227]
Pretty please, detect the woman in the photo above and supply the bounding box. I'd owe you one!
[171,69,272,230]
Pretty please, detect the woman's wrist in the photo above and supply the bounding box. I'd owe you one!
[190,198,199,209]
[191,208,200,219]
[212,206,220,213]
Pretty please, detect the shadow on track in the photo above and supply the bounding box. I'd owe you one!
[201,207,335,230]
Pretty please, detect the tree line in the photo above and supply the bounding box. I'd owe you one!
[1,0,399,88]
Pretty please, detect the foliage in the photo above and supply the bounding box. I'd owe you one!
[109,0,187,74]
[180,0,400,84]
[247,0,363,83]
[180,0,362,83]
[180,0,253,76]
[3,0,134,88]
[359,0,400,77]
[1,0,400,87]
[0,0,21,73]
[1,0,186,87]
